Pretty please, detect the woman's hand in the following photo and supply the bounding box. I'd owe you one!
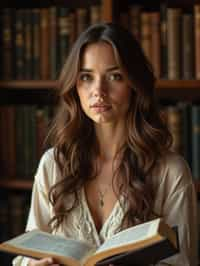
[28,257,60,266]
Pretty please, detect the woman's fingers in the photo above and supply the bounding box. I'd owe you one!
[28,257,60,265]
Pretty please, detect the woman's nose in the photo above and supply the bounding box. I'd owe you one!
[93,78,107,97]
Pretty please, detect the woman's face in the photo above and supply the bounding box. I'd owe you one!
[76,41,132,125]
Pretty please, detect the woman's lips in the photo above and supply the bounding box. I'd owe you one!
[90,104,111,113]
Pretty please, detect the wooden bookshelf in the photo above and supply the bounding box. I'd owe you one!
[1,80,200,102]
[0,179,33,190]
[156,80,200,101]
[156,80,200,89]
[0,80,58,90]
[0,79,200,89]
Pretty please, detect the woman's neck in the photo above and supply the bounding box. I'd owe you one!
[94,123,126,161]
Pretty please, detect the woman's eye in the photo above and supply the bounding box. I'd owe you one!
[79,73,92,82]
[108,73,123,81]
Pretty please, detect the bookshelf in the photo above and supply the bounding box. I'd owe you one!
[0,179,33,190]
[0,4,200,183]
[0,2,200,182]
[1,79,200,100]
[0,2,112,265]
[0,1,200,264]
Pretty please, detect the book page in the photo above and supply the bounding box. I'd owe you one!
[6,230,93,261]
[95,219,159,253]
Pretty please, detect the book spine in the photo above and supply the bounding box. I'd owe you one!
[166,105,182,154]
[0,193,9,265]
[15,9,25,80]
[191,105,200,180]
[194,4,200,79]
[58,7,70,70]
[178,102,192,166]
[76,7,88,36]
[24,9,33,80]
[49,6,58,80]
[8,192,30,237]
[141,12,152,64]
[119,11,129,29]
[160,2,168,78]
[1,8,13,79]
[182,13,194,79]
[29,105,37,177]
[15,106,25,178]
[32,8,41,80]
[5,105,16,178]
[90,4,102,24]
[0,106,16,177]
[36,106,50,161]
[68,12,76,47]
[23,105,37,178]
[150,11,161,78]
[129,4,141,41]
[40,8,50,80]
[167,7,182,80]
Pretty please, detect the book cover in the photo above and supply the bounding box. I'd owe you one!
[0,218,179,266]
[96,227,179,266]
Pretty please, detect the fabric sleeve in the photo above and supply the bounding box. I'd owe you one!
[12,150,55,265]
[156,161,198,266]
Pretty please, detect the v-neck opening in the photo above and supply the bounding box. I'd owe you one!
[82,187,121,237]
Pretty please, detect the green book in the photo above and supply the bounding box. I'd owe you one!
[191,105,200,180]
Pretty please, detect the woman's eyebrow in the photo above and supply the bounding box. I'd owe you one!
[106,66,120,72]
[79,68,92,72]
[80,66,120,72]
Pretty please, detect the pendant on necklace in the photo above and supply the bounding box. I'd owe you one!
[100,198,104,207]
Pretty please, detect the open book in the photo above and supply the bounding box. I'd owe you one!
[0,218,179,266]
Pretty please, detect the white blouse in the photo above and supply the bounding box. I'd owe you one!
[13,148,198,266]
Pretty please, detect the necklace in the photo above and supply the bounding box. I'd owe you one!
[97,183,112,208]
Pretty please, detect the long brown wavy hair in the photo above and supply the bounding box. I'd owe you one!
[48,23,172,230]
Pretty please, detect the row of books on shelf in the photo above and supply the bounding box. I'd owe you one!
[0,104,53,179]
[0,191,30,265]
[1,102,200,180]
[2,4,200,81]
[119,3,200,80]
[0,5,102,81]
[163,103,200,180]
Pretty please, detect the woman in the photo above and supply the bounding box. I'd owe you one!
[13,22,198,266]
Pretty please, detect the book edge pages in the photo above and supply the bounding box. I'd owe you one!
[84,234,164,266]
[1,229,93,249]
[0,242,80,266]
[94,218,161,254]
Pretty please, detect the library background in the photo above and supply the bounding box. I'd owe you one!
[0,0,200,264]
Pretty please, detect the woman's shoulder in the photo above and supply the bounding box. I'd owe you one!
[39,147,55,163]
[34,147,61,187]
[154,151,194,191]
[160,150,190,172]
